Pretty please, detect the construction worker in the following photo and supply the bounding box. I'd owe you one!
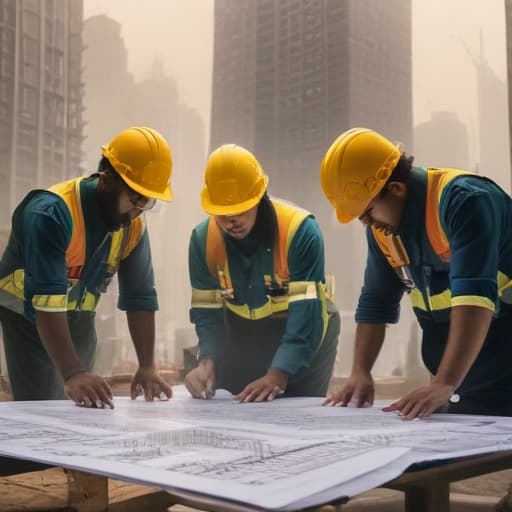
[0,126,173,408]
[320,127,512,419]
[185,144,340,402]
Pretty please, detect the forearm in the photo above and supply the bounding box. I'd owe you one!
[127,310,155,368]
[35,310,83,380]
[190,308,225,361]
[351,323,386,375]
[433,305,493,388]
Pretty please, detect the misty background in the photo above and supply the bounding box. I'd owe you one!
[1,0,510,383]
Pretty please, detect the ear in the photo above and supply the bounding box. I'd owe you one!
[386,181,407,199]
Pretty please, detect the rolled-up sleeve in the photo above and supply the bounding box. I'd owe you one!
[443,183,500,312]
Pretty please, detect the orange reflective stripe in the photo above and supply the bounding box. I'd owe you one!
[206,217,233,291]
[425,169,473,262]
[49,178,86,269]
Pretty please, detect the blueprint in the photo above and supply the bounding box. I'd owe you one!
[1,387,512,510]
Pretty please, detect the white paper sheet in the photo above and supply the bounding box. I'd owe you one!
[0,389,511,510]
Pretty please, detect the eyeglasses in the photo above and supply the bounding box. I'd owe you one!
[110,170,157,211]
[127,190,156,211]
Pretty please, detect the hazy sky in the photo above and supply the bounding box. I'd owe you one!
[83,0,508,152]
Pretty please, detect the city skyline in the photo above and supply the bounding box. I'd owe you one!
[83,0,510,185]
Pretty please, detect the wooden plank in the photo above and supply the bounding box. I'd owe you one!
[65,470,108,512]
[387,451,512,489]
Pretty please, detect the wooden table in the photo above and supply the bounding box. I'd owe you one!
[2,450,512,512]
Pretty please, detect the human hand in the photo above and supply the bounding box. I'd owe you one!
[322,372,374,407]
[64,371,114,409]
[130,366,173,401]
[234,368,288,403]
[382,382,455,420]
[184,358,216,399]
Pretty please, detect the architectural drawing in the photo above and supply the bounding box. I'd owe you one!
[1,391,512,510]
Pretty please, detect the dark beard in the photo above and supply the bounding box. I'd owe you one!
[96,185,130,231]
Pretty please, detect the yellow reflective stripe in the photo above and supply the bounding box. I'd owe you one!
[288,281,318,303]
[498,271,512,296]
[318,282,329,341]
[451,295,495,312]
[225,300,275,320]
[121,216,145,259]
[410,288,427,310]
[191,288,224,309]
[108,229,124,268]
[0,269,25,300]
[428,289,452,311]
[325,273,335,302]
[32,294,67,312]
[80,291,99,311]
[285,208,310,253]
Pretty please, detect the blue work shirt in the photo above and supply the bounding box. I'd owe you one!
[189,216,327,376]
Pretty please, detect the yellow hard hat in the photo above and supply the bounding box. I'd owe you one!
[101,126,173,201]
[201,144,269,216]
[320,128,401,223]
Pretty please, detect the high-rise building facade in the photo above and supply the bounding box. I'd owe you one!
[0,0,84,226]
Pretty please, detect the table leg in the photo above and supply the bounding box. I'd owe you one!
[404,481,450,512]
[65,469,108,512]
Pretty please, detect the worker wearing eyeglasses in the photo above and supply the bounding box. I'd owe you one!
[320,127,512,419]
[0,126,173,408]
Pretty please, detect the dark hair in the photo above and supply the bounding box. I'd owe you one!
[379,153,414,197]
[97,156,117,175]
[250,192,277,248]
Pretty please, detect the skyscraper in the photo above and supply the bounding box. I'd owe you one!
[0,0,84,226]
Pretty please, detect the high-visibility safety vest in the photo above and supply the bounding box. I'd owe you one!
[371,168,512,311]
[191,199,331,325]
[0,177,145,313]
[372,168,473,270]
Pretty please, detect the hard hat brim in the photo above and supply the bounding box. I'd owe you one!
[201,175,268,216]
[121,172,173,202]
[336,206,357,224]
